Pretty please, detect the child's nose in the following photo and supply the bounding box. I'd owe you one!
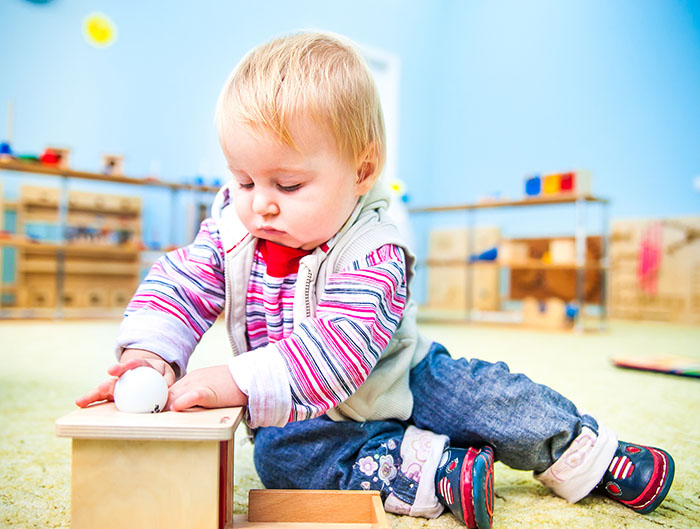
[252,192,279,216]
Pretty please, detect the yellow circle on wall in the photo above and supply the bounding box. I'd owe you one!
[83,13,117,48]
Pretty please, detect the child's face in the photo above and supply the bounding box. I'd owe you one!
[220,116,374,250]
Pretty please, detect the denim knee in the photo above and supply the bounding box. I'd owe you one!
[410,341,587,472]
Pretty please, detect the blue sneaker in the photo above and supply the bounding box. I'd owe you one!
[435,445,495,528]
[600,441,675,514]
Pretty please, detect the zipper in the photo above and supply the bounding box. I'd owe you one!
[303,263,313,319]
[224,260,240,356]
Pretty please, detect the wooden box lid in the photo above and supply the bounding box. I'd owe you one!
[55,403,244,441]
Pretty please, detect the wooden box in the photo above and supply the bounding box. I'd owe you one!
[522,296,573,330]
[56,404,243,529]
[499,240,529,264]
[609,217,700,324]
[428,226,500,261]
[237,489,389,528]
[549,238,576,264]
[56,404,390,529]
[427,263,500,311]
[21,185,60,209]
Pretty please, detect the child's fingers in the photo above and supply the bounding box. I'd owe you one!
[107,358,152,378]
[168,388,216,412]
[75,378,117,408]
[107,358,176,386]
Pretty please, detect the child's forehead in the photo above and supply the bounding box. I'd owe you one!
[223,113,349,161]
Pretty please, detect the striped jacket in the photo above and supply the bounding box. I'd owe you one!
[116,181,431,427]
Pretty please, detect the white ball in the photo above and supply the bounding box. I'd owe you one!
[113,366,168,414]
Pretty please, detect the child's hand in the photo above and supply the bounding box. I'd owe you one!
[75,349,177,408]
[166,365,248,411]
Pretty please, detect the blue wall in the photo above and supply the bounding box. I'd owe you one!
[427,0,700,221]
[1,0,698,244]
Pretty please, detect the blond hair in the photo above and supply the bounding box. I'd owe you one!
[215,31,385,174]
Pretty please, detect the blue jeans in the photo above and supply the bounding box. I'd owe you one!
[254,342,598,506]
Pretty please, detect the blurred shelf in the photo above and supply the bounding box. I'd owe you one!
[409,194,608,213]
[0,306,126,319]
[422,258,607,270]
[411,194,610,330]
[0,158,219,193]
[0,236,140,255]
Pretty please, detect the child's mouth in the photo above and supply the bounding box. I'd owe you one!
[259,226,285,236]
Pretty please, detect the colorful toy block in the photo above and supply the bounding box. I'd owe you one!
[525,170,592,198]
[543,173,561,194]
[525,174,541,196]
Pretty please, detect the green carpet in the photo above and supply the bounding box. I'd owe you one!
[1,319,698,528]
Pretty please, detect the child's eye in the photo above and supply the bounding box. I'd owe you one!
[278,183,301,192]
[239,182,254,190]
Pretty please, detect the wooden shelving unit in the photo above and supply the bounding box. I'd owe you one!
[410,194,610,330]
[0,158,219,318]
[0,158,219,193]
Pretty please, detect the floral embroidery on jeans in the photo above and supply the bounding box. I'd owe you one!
[358,456,380,476]
[378,454,398,485]
[352,440,402,494]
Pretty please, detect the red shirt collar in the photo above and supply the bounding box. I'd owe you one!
[257,240,313,278]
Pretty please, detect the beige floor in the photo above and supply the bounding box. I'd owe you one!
[1,318,698,529]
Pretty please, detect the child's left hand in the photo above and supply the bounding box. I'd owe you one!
[166,365,248,411]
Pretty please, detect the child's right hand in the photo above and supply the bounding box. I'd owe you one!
[75,349,177,408]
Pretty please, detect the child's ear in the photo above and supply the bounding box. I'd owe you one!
[354,146,379,195]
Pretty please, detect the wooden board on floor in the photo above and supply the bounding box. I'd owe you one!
[234,489,390,529]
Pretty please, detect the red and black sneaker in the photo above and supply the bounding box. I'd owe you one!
[600,441,674,514]
[435,445,495,529]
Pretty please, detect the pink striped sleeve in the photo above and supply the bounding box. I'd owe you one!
[275,244,407,421]
[124,218,226,341]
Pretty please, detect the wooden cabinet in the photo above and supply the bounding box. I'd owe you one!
[411,194,610,330]
[0,158,218,317]
[14,185,142,310]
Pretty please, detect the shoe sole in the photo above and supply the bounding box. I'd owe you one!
[461,445,495,529]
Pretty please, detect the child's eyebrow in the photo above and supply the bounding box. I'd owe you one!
[266,165,310,176]
[227,164,312,179]
[227,166,251,178]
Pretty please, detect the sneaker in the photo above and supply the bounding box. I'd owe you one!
[600,441,675,514]
[435,445,495,529]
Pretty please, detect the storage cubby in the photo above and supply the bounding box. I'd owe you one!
[411,194,609,330]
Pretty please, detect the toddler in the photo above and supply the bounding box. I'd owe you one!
[78,32,674,528]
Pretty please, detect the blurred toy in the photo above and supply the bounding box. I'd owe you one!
[560,172,575,192]
[522,297,575,329]
[103,154,124,176]
[565,302,579,320]
[41,146,70,168]
[469,247,498,263]
[525,174,541,196]
[543,173,560,195]
[2,100,14,159]
[0,141,12,159]
[16,154,40,163]
[525,170,592,198]
[612,355,700,379]
[386,178,414,250]
[40,149,60,165]
[637,221,662,295]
